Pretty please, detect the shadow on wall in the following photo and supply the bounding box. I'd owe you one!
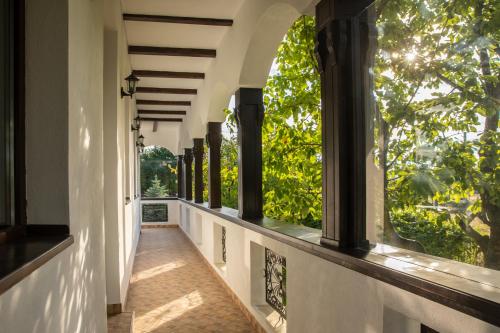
[0,85,106,331]
[0,226,104,332]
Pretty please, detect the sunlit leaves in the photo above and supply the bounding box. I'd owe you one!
[376,0,499,267]
[262,16,322,228]
[217,16,322,228]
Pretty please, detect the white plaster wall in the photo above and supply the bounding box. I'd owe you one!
[0,0,142,330]
[67,0,107,327]
[179,202,500,333]
[121,200,140,300]
[25,0,69,225]
[143,123,180,155]
[0,0,108,332]
[103,0,141,307]
[140,200,180,225]
[103,28,123,306]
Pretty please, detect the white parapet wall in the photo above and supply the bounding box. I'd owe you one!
[140,199,180,226]
[178,201,500,333]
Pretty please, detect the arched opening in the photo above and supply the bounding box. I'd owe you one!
[219,15,322,230]
[140,146,178,224]
[140,146,178,198]
[238,3,301,88]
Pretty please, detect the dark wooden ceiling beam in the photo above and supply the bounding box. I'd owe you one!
[136,100,191,106]
[138,110,187,115]
[123,13,233,26]
[133,70,204,79]
[137,87,197,95]
[129,46,216,58]
[141,117,183,122]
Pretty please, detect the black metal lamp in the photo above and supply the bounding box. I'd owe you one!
[137,134,145,146]
[136,134,145,153]
[121,73,140,98]
[131,116,141,131]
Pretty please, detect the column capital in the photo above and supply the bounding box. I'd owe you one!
[234,88,264,129]
[193,138,205,155]
[206,122,222,149]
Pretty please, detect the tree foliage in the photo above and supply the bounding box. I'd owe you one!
[140,146,177,196]
[374,0,499,268]
[218,112,239,209]
[144,175,168,198]
[219,16,322,228]
[217,0,499,270]
[221,137,239,209]
[262,16,322,228]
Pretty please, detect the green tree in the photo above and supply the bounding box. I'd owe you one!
[203,145,209,202]
[218,4,499,270]
[221,116,239,209]
[262,16,322,228]
[140,146,177,196]
[219,16,321,227]
[374,0,499,268]
[144,175,168,198]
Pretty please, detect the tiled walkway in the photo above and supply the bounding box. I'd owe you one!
[126,227,256,333]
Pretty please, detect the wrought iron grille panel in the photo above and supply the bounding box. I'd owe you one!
[222,226,227,263]
[265,248,286,319]
[142,204,168,222]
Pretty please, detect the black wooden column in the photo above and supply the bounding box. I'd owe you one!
[193,138,204,203]
[206,122,222,208]
[234,88,264,220]
[315,0,374,249]
[177,155,184,198]
[183,148,193,201]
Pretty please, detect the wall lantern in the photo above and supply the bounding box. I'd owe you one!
[131,116,141,131]
[121,73,140,98]
[136,134,145,153]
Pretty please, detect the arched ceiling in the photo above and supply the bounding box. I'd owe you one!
[121,0,317,154]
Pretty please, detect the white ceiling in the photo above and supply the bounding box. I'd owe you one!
[122,0,244,18]
[125,22,229,49]
[121,0,316,153]
[135,93,196,102]
[138,105,190,112]
[130,55,213,73]
[138,77,203,90]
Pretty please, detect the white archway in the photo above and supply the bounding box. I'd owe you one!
[238,3,300,88]
[178,0,316,149]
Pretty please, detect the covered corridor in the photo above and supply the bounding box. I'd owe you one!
[122,227,257,333]
[0,0,498,332]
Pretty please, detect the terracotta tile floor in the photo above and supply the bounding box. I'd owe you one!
[126,228,256,333]
[108,312,134,333]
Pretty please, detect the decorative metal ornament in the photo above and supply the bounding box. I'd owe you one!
[222,226,227,263]
[265,248,286,319]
